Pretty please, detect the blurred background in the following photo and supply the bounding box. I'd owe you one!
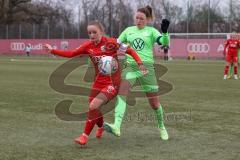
[0,0,239,39]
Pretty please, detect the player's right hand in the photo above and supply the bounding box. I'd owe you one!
[223,52,226,57]
[43,44,53,53]
[139,64,148,76]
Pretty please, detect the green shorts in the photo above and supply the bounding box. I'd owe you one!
[122,63,159,92]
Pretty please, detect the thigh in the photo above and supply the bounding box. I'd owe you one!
[88,91,108,120]
[233,52,238,63]
[89,83,118,110]
[89,82,118,100]
[101,84,118,102]
[89,92,108,110]
[226,53,232,63]
[89,83,102,103]
[118,79,132,95]
[138,65,159,92]
[121,63,138,86]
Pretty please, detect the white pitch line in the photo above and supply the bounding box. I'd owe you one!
[162,62,224,66]
[6,58,225,66]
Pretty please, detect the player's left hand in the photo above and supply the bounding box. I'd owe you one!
[43,44,53,53]
[161,19,170,33]
[139,64,148,75]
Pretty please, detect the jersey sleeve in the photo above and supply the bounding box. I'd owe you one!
[51,42,90,58]
[118,28,128,43]
[223,40,229,55]
[152,27,169,46]
[152,27,161,41]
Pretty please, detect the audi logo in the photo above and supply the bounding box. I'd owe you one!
[187,43,210,53]
[11,43,25,51]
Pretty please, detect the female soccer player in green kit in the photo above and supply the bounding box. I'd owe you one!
[104,5,170,140]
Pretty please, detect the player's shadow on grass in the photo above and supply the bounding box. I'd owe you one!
[49,57,173,121]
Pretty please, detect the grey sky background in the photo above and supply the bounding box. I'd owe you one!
[33,0,231,21]
[55,0,228,8]
[33,0,230,11]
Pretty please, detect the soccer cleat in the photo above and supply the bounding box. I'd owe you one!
[103,123,121,137]
[96,127,104,138]
[159,127,169,140]
[234,74,238,80]
[223,75,227,80]
[227,75,232,79]
[74,133,88,145]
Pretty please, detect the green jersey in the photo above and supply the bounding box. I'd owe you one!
[118,26,169,64]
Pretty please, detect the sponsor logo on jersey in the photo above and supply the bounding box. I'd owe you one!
[107,85,115,93]
[92,55,103,63]
[101,46,106,52]
[105,42,119,52]
[132,38,145,51]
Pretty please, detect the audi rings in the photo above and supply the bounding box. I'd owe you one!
[11,42,25,51]
[187,43,210,53]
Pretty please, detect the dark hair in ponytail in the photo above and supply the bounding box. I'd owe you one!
[137,5,154,20]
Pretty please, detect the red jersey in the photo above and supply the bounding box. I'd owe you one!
[224,39,240,55]
[51,36,142,86]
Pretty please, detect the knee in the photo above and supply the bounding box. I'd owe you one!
[118,88,129,96]
[148,97,160,109]
[118,80,131,96]
[118,85,130,96]
[150,102,160,109]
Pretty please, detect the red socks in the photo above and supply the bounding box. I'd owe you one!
[234,66,238,75]
[224,65,229,75]
[83,109,103,136]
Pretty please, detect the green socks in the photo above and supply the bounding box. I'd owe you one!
[154,105,165,129]
[114,95,127,129]
[229,65,233,76]
[113,96,166,130]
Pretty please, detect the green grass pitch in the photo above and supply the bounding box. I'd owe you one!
[0,56,239,160]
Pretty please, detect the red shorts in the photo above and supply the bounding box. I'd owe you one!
[88,83,119,103]
[226,51,238,63]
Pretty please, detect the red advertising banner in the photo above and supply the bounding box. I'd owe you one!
[0,39,87,55]
[0,39,226,58]
[155,39,226,58]
[172,39,225,58]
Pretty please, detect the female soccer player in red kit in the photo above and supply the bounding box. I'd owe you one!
[44,21,147,145]
[223,34,239,80]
